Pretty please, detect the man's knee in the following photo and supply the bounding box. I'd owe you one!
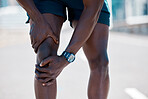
[37,38,58,63]
[88,51,109,73]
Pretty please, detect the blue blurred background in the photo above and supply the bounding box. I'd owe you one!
[0,0,148,33]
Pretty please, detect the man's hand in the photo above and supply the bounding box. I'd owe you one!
[35,55,69,86]
[30,18,59,53]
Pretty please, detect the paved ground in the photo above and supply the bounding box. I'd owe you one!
[0,6,148,99]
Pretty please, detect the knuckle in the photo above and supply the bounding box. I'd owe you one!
[34,46,37,51]
[32,45,35,48]
[35,70,38,75]
[47,82,52,86]
[37,77,45,82]
[45,78,50,82]
[37,73,40,77]
[33,37,36,41]
[29,30,33,35]
[36,76,42,82]
[49,75,54,79]
[35,71,40,77]
[35,66,39,70]
[45,74,49,77]
[36,66,41,71]
[41,68,46,72]
[47,83,50,86]
[50,71,54,75]
[39,74,43,77]
[46,78,52,82]
[35,75,38,80]
[40,73,46,77]
[36,76,39,80]
[51,75,55,79]
[41,68,48,73]
[35,74,39,78]
[38,79,44,82]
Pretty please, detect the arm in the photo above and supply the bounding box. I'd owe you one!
[36,0,104,86]
[65,0,104,54]
[37,0,105,86]
[16,0,58,52]
[16,0,43,23]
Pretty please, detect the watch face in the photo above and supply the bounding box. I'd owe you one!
[68,54,75,62]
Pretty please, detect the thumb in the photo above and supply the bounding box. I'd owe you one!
[40,57,53,67]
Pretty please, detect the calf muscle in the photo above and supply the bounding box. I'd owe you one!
[35,38,57,99]
[29,13,64,99]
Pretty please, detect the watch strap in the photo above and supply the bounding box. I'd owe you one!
[62,51,75,63]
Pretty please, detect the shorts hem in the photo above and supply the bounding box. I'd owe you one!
[25,12,67,24]
[69,11,110,27]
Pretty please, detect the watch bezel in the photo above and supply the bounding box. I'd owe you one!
[67,53,75,62]
[62,51,75,63]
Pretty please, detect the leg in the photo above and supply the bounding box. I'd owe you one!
[30,13,64,99]
[83,23,109,99]
[73,21,109,99]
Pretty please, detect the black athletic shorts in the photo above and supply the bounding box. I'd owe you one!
[26,0,110,26]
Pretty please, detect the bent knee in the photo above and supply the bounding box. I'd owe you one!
[88,52,109,72]
[37,38,59,62]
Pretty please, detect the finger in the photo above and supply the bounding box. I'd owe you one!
[34,37,47,53]
[30,24,34,33]
[40,57,53,67]
[29,34,34,45]
[37,77,53,83]
[32,41,37,49]
[30,33,35,46]
[36,64,54,75]
[35,75,51,83]
[39,72,58,86]
[35,70,49,78]
[35,64,49,73]
[33,42,40,53]
[42,79,55,87]
[30,24,35,44]
[47,34,59,44]
[32,38,36,48]
[30,35,33,45]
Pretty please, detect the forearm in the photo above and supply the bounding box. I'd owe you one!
[16,0,43,23]
[65,1,104,54]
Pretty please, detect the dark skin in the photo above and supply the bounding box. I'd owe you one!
[16,0,59,53]
[17,0,109,99]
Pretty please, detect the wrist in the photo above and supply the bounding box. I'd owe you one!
[60,55,69,64]
[65,43,82,55]
[61,51,75,63]
[28,10,44,24]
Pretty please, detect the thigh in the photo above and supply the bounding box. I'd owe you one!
[30,14,64,99]
[83,23,109,63]
[26,0,67,23]
[68,6,110,28]
[30,13,64,62]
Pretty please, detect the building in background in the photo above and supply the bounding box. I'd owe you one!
[0,0,148,34]
[112,0,148,34]
[0,0,17,7]
[0,0,8,7]
[112,0,126,22]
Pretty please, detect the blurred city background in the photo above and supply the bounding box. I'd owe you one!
[0,0,148,99]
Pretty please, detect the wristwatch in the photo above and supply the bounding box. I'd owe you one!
[62,51,75,63]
